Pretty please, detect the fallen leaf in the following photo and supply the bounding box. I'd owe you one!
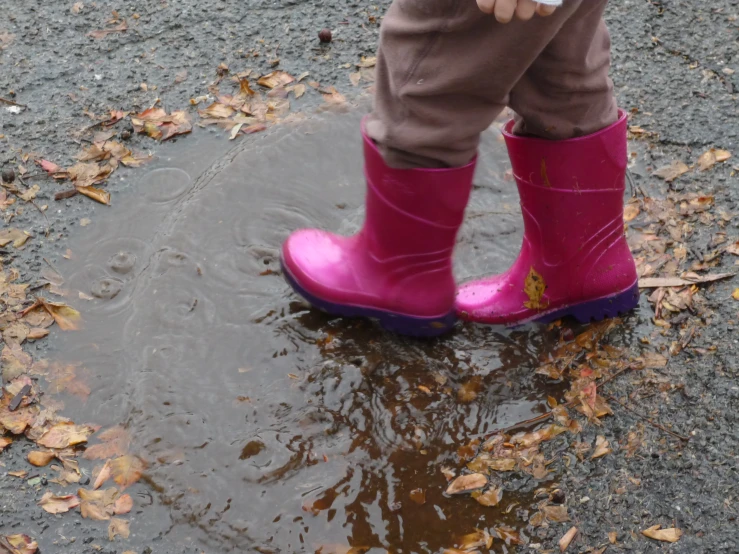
[4,534,38,554]
[321,86,346,104]
[638,273,734,288]
[108,518,130,541]
[608,531,617,544]
[37,422,95,449]
[114,493,133,515]
[494,526,522,545]
[131,109,192,141]
[79,487,119,520]
[19,184,40,202]
[459,529,493,551]
[88,20,128,40]
[110,455,146,489]
[474,487,503,507]
[0,228,30,248]
[0,437,12,452]
[199,102,236,119]
[523,267,548,310]
[733,289,739,300]
[542,504,570,523]
[84,426,131,460]
[446,473,487,495]
[21,298,81,331]
[653,161,689,182]
[349,72,361,87]
[292,83,307,98]
[357,56,377,68]
[0,403,39,434]
[623,203,640,222]
[37,159,63,175]
[28,451,56,467]
[642,525,682,543]
[94,460,113,489]
[257,70,295,89]
[591,435,612,459]
[38,492,80,514]
[697,148,731,171]
[559,526,578,552]
[72,2,84,14]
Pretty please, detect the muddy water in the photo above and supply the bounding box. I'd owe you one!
[52,112,580,552]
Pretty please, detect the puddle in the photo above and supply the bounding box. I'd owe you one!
[49,112,619,552]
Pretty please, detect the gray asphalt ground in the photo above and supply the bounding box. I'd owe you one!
[2,0,739,552]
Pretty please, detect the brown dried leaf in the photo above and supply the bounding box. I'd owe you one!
[697,148,731,171]
[638,272,734,288]
[0,403,39,434]
[523,266,548,310]
[110,455,146,489]
[446,473,487,495]
[292,83,306,98]
[321,86,346,104]
[591,435,612,459]
[84,425,131,460]
[199,102,236,119]
[77,185,110,205]
[642,525,682,543]
[624,202,640,222]
[79,487,118,520]
[542,504,570,523]
[37,422,94,449]
[22,298,81,331]
[0,436,12,452]
[114,493,133,515]
[28,450,56,467]
[349,72,361,87]
[93,460,113,489]
[0,228,30,248]
[108,518,130,541]
[474,487,503,507]
[653,161,689,182]
[257,70,294,89]
[38,492,80,514]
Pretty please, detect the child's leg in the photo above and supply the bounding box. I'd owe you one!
[366,0,608,169]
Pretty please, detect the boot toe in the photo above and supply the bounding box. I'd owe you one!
[281,229,354,297]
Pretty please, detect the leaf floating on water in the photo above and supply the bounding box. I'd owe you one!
[523,267,548,310]
[38,492,80,514]
[473,486,503,507]
[321,86,346,105]
[446,473,487,495]
[642,525,682,543]
[79,487,119,520]
[459,529,493,551]
[114,493,133,515]
[108,518,130,541]
[22,298,81,331]
[494,526,523,546]
[0,228,30,248]
[110,455,146,489]
[653,161,690,182]
[83,425,131,460]
[4,534,38,554]
[591,435,612,459]
[38,422,94,449]
[697,148,731,171]
[558,526,578,552]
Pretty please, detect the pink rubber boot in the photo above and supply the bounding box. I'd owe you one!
[281,121,475,337]
[456,111,639,325]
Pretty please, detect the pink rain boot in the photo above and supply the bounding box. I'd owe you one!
[281,120,475,337]
[456,111,639,325]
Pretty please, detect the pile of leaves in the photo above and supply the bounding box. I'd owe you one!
[0,264,145,547]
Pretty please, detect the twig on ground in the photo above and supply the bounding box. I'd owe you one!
[0,97,27,109]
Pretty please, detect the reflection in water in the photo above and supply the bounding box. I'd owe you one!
[50,113,605,552]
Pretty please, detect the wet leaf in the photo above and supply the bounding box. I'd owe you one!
[37,422,94,449]
[523,267,548,310]
[77,185,110,205]
[83,425,131,460]
[409,488,426,505]
[642,525,682,543]
[638,272,734,288]
[494,526,522,545]
[512,424,567,448]
[321,86,346,104]
[88,20,128,39]
[0,436,12,452]
[542,504,570,523]
[131,109,191,141]
[697,148,731,171]
[608,531,617,544]
[199,102,235,119]
[79,487,119,520]
[108,518,130,541]
[349,72,361,87]
[27,450,56,467]
[22,298,81,331]
[257,71,294,89]
[653,161,689,182]
[19,185,40,202]
[591,435,612,459]
[459,529,493,550]
[4,534,38,554]
[37,159,63,175]
[473,486,503,507]
[8,470,27,478]
[110,455,146,489]
[446,473,487,495]
[357,56,377,68]
[468,454,516,473]
[733,288,739,301]
[38,492,80,514]
[0,403,39,434]
[559,526,578,552]
[291,83,306,98]
[0,228,30,248]
[93,460,113,489]
[114,493,133,515]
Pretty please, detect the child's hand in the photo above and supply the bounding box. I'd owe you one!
[476,0,558,23]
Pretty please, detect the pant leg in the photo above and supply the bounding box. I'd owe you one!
[366,0,609,169]
[509,1,617,140]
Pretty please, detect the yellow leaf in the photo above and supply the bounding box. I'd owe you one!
[473,487,503,507]
[257,70,294,89]
[22,298,81,330]
[0,228,30,248]
[0,436,12,452]
[37,422,94,449]
[110,455,146,489]
[733,288,739,300]
[28,450,56,467]
[77,185,110,205]
[623,203,640,222]
[79,487,119,520]
[198,102,235,119]
[523,267,548,310]
[108,518,130,541]
[5,534,38,554]
[38,492,80,514]
[642,525,682,543]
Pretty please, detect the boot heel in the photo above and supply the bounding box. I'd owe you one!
[538,282,640,324]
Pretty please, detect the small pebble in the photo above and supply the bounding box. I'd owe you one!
[318,28,332,43]
[1,167,15,183]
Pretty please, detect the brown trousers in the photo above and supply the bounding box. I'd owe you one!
[366,0,617,168]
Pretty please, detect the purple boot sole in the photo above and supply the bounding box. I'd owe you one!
[281,260,457,338]
[535,282,640,324]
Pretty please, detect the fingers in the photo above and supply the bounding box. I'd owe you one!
[494,0,517,23]
[515,0,537,20]
[536,3,558,16]
[476,0,496,14]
